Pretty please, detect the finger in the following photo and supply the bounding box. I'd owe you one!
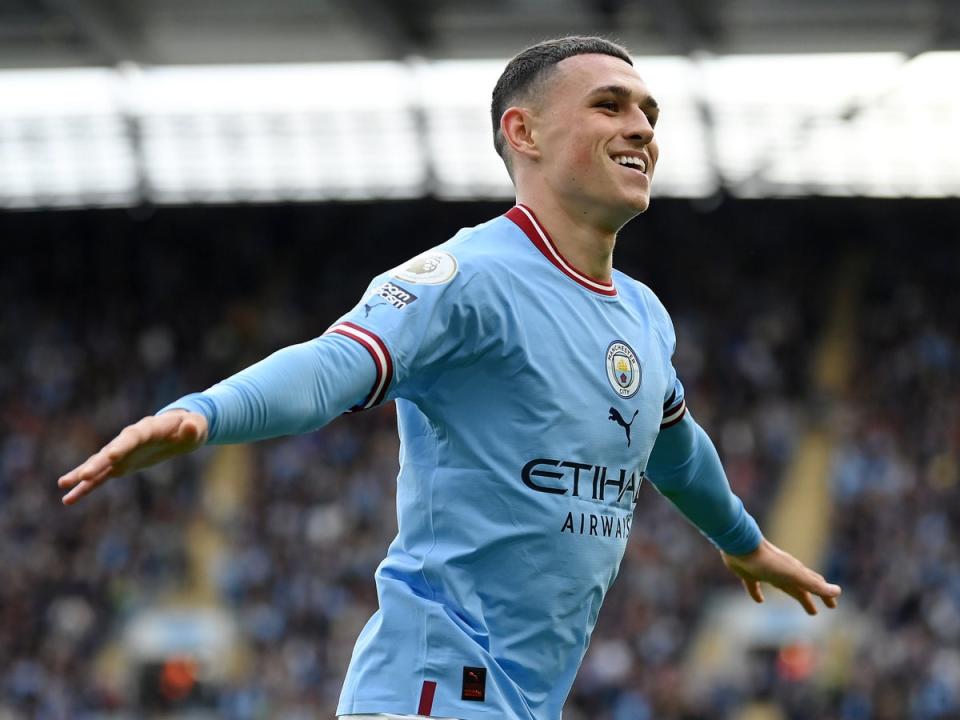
[822,594,838,609]
[58,450,110,489]
[791,588,817,616]
[58,467,82,489]
[104,424,147,463]
[742,578,764,604]
[805,575,842,600]
[62,453,117,499]
[61,469,110,505]
[63,480,96,505]
[69,429,138,485]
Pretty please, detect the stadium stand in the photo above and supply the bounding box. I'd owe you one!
[2,199,957,719]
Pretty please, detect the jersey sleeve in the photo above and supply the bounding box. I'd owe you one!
[646,412,762,555]
[157,332,378,444]
[324,246,493,407]
[644,287,761,555]
[653,295,687,429]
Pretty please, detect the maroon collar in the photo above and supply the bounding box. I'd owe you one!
[504,204,617,297]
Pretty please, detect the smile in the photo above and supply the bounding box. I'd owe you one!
[611,155,647,174]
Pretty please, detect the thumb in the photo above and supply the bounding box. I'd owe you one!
[176,418,201,442]
[170,412,208,445]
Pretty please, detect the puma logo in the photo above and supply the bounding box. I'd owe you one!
[363,301,386,317]
[608,407,639,447]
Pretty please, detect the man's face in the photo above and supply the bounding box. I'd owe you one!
[529,53,660,226]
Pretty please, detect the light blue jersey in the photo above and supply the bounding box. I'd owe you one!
[163,204,760,720]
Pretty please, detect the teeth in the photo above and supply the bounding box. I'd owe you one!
[613,156,647,173]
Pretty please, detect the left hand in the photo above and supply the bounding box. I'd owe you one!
[722,538,841,615]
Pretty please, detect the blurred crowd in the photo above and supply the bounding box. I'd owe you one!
[820,240,960,720]
[1,201,957,719]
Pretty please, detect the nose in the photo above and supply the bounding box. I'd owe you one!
[624,107,655,146]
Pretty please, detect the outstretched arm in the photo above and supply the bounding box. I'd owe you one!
[646,412,841,614]
[59,332,377,505]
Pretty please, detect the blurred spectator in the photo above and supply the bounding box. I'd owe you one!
[2,200,955,718]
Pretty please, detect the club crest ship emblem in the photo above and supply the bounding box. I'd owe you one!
[605,340,642,398]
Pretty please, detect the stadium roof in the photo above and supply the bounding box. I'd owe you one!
[0,0,957,69]
[2,0,958,207]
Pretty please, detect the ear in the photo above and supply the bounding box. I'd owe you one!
[500,106,541,163]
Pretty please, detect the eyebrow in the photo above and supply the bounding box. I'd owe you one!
[589,84,660,111]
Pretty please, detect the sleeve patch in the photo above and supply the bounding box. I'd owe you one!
[325,322,394,410]
[362,281,418,316]
[391,249,458,285]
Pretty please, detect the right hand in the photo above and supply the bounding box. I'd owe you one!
[58,410,209,505]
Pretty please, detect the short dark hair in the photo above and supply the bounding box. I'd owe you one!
[490,36,633,169]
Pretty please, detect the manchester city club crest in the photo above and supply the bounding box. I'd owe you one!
[605,340,642,398]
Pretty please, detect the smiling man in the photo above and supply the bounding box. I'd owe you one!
[59,37,841,720]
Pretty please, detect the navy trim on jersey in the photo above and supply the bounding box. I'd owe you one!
[326,322,393,409]
[505,204,618,297]
[664,390,677,409]
[661,397,687,429]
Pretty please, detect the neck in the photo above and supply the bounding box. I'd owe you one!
[514,191,618,283]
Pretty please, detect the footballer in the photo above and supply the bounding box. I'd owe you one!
[59,36,841,720]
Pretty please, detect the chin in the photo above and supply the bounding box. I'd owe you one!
[604,199,649,232]
[623,192,651,215]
